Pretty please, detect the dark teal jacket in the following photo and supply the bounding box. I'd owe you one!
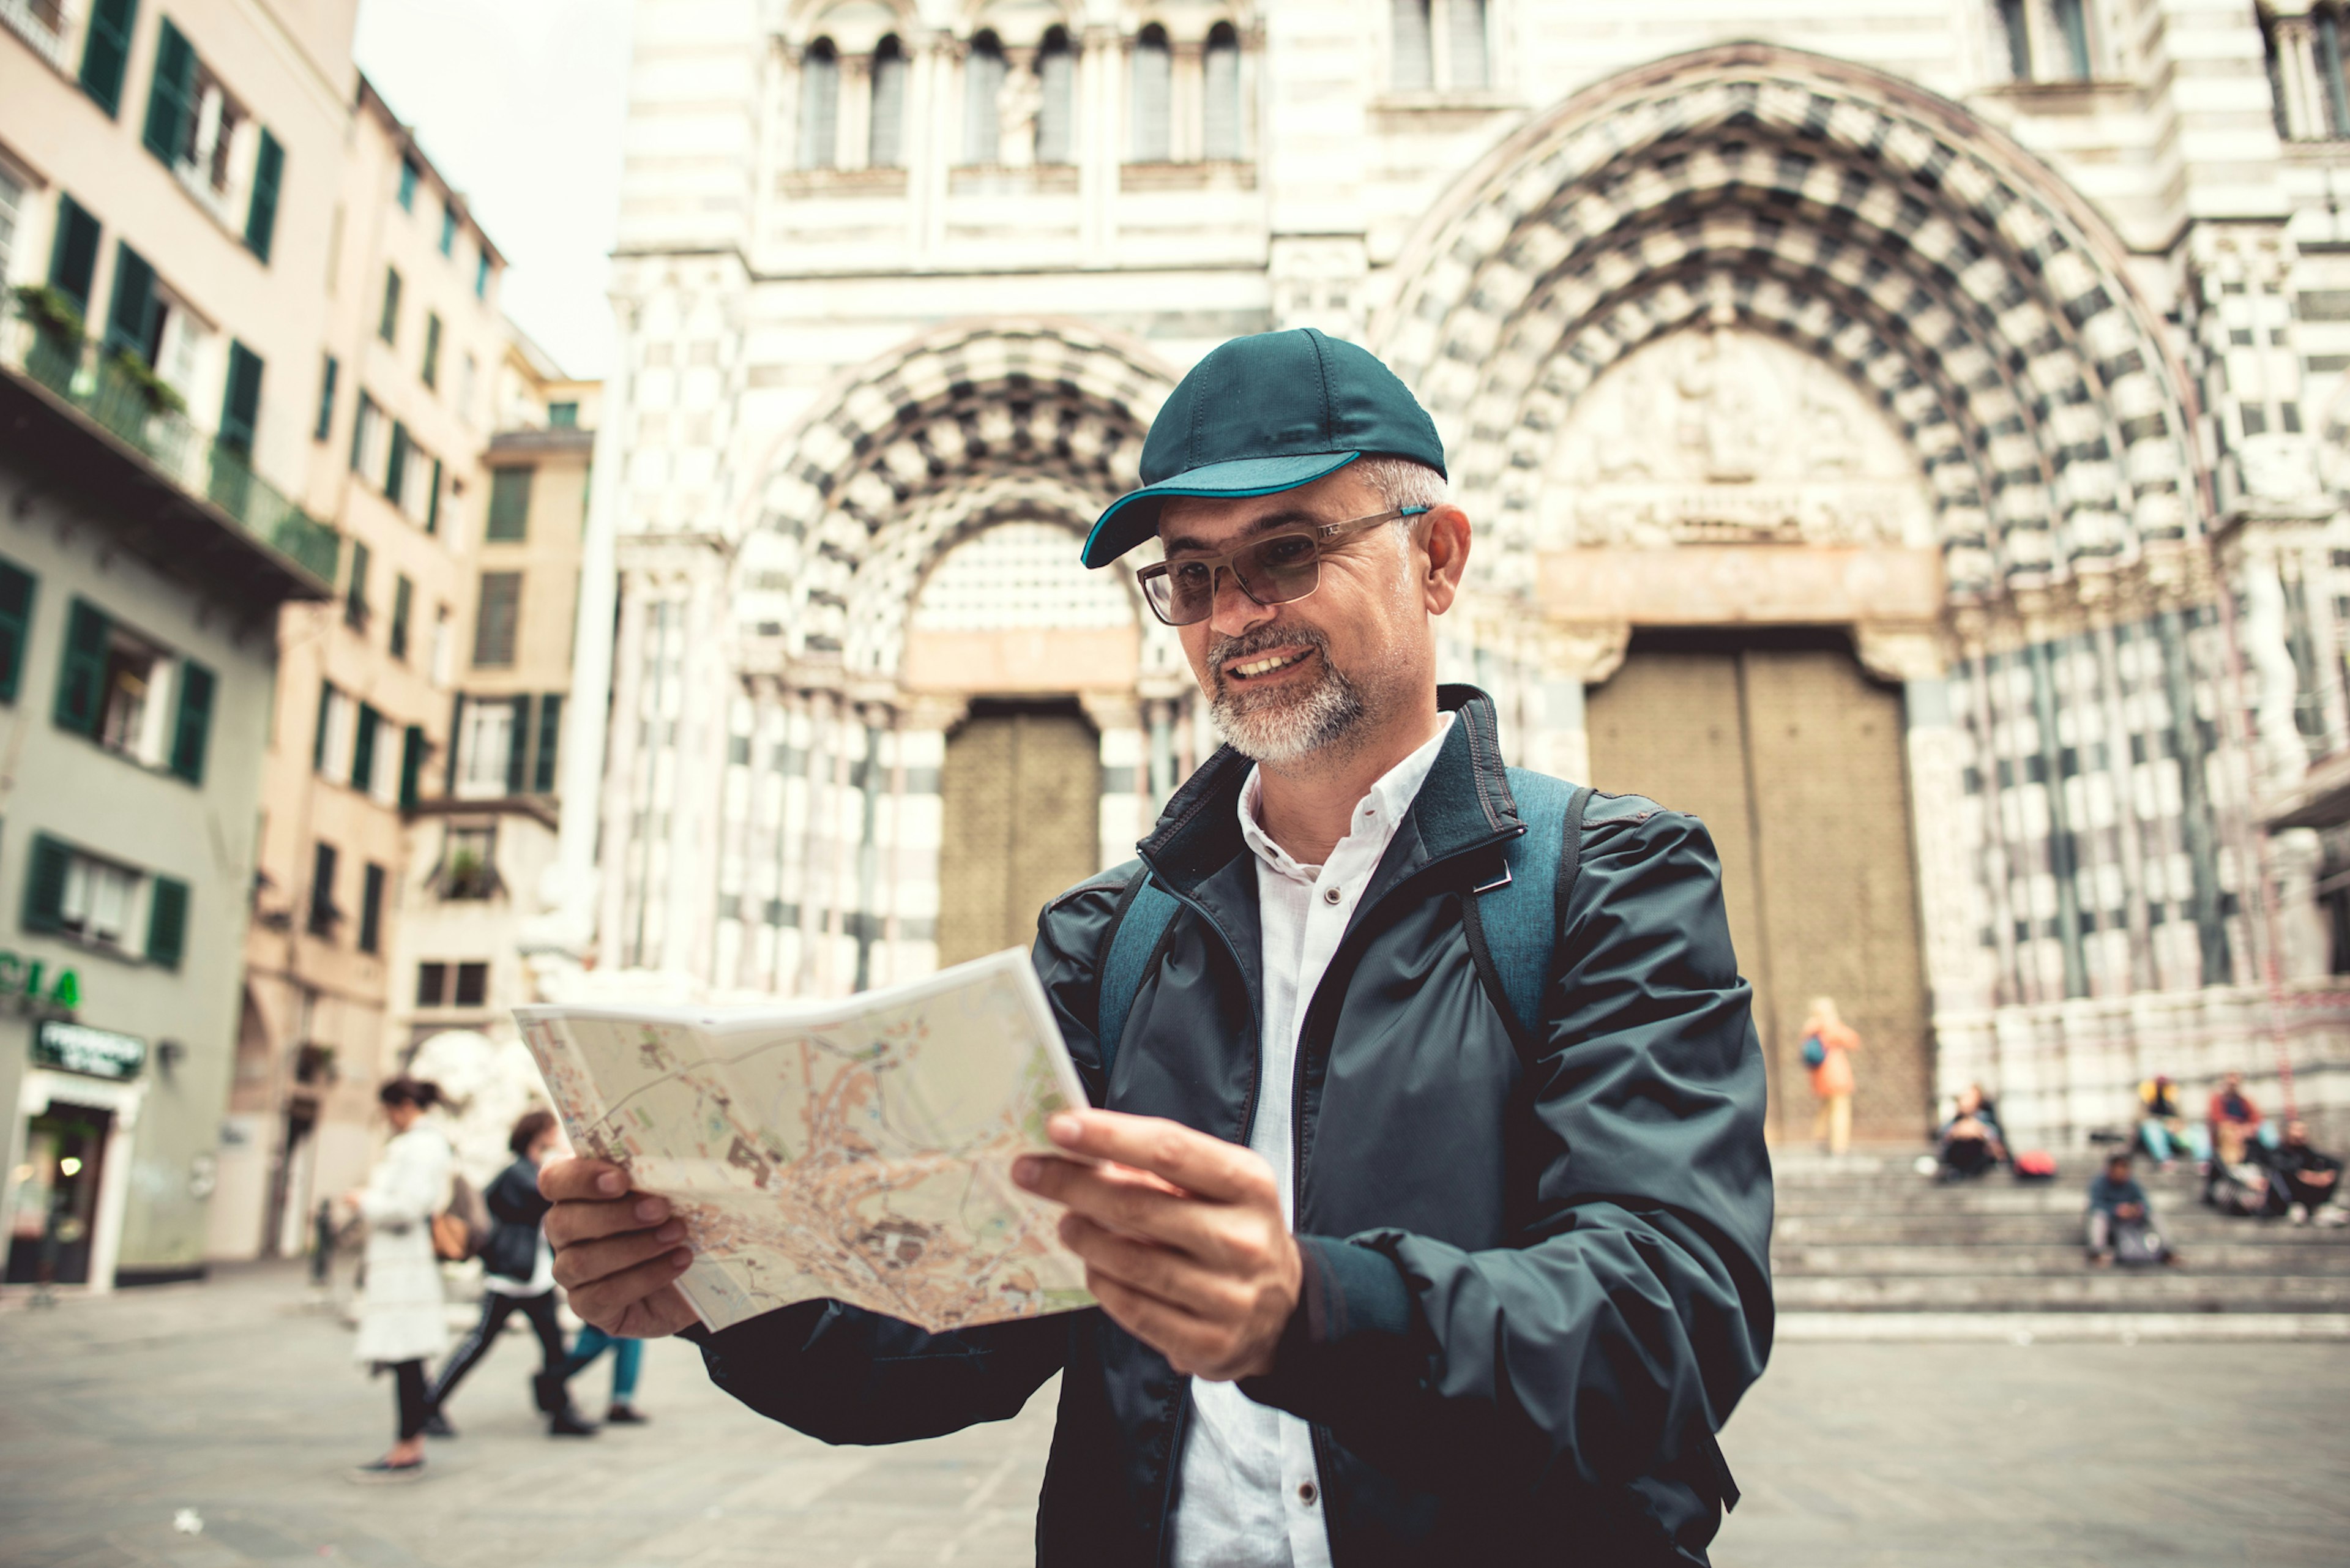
[690,686,1775,1564]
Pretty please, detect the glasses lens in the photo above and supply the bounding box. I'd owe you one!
[1148,561,1218,625]
[1231,534,1319,605]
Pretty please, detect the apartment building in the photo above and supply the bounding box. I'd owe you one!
[213,78,508,1260]
[0,0,347,1286]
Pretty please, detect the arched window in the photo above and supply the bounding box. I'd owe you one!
[870,35,907,168]
[799,39,839,169]
[1392,0,1431,90]
[965,32,1006,164]
[2050,0,2090,78]
[1203,24,1242,161]
[1037,28,1076,165]
[1446,0,1487,90]
[1131,24,1172,161]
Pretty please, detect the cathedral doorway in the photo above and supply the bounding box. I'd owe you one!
[936,700,1102,966]
[1586,631,1931,1143]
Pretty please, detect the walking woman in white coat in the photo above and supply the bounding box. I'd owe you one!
[345,1077,453,1481]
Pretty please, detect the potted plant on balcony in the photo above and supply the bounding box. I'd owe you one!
[105,346,187,417]
[11,284,85,389]
[444,846,491,899]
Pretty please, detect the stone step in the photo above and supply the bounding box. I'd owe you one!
[1774,1187,2257,1217]
[1772,1272,2350,1312]
[1771,1242,2350,1275]
[1772,1214,2349,1245]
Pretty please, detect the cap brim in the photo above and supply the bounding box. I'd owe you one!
[1081,452,1361,569]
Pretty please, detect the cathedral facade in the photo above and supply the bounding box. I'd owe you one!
[556,0,2350,1147]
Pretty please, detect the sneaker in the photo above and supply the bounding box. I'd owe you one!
[349,1457,427,1484]
[2289,1203,2311,1226]
[547,1406,598,1438]
[2319,1207,2349,1228]
[422,1410,457,1439]
[604,1404,650,1425]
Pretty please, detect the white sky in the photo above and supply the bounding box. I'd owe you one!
[352,0,633,380]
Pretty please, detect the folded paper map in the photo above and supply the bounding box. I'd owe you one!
[513,949,1095,1335]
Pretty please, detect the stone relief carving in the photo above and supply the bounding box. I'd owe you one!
[996,66,1042,168]
[1545,324,1935,552]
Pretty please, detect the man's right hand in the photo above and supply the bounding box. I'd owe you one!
[540,1157,702,1338]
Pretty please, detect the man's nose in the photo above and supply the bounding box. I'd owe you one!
[1209,564,1274,638]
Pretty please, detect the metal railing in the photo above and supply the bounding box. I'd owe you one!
[2,295,340,586]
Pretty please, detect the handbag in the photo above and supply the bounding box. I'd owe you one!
[431,1173,490,1263]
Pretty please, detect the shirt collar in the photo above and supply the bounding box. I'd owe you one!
[1237,712,1456,877]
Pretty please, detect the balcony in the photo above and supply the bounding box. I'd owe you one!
[0,0,72,72]
[0,291,335,607]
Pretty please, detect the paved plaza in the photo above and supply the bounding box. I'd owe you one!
[3,1263,2345,1567]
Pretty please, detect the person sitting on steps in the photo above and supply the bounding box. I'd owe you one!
[2267,1121,2348,1227]
[2085,1152,2173,1267]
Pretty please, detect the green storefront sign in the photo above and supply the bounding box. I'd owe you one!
[0,950,82,1010]
[33,1020,144,1081]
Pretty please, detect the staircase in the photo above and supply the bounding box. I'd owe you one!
[1769,1149,2350,1330]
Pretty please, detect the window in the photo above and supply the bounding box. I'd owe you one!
[345,539,371,631]
[422,312,442,389]
[349,391,384,476]
[1392,0,1432,89]
[1446,0,1488,90]
[0,167,23,285]
[0,556,34,704]
[47,193,102,316]
[217,342,261,454]
[379,266,401,345]
[398,155,420,212]
[52,600,206,776]
[417,961,449,1006]
[143,20,264,220]
[474,249,490,299]
[486,468,533,540]
[871,37,908,168]
[439,824,499,900]
[390,573,414,661]
[1037,31,1075,165]
[1130,27,1172,161]
[455,696,517,797]
[24,837,188,966]
[246,130,283,263]
[533,693,564,793]
[62,853,138,947]
[474,572,522,668]
[351,701,380,791]
[439,201,458,256]
[964,34,1006,163]
[79,0,138,116]
[307,840,340,937]
[314,354,338,441]
[399,723,427,808]
[799,40,840,169]
[1203,26,1242,160]
[548,401,579,429]
[358,862,386,954]
[385,422,409,506]
[104,242,164,365]
[453,960,488,1006]
[168,660,213,783]
[311,681,352,777]
[2051,0,2091,78]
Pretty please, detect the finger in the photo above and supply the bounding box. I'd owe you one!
[1060,1213,1248,1318]
[1087,1272,1238,1379]
[1019,1158,1226,1256]
[543,1192,673,1250]
[1046,1111,1273,1204]
[565,1244,695,1328]
[540,1156,633,1203]
[551,1220,688,1290]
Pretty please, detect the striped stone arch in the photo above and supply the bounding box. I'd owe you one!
[742,319,1176,666]
[1375,43,2203,605]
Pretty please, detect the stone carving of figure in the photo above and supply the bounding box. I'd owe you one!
[998,64,1042,168]
[1673,327,1770,483]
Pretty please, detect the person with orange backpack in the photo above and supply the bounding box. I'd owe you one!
[1800,996,1861,1157]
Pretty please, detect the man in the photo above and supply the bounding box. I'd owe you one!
[540,329,1774,1564]
[2209,1070,2264,1157]
[2268,1121,2348,1226]
[2084,1152,2164,1266]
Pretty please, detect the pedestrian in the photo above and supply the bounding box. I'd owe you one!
[2136,1074,2207,1168]
[540,327,1774,1564]
[1936,1082,2008,1179]
[564,1325,649,1424]
[2084,1151,2169,1266]
[1801,995,1860,1157]
[345,1077,453,1482]
[2208,1070,2266,1162]
[427,1109,592,1437]
[2267,1121,2348,1226]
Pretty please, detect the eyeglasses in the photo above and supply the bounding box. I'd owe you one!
[1133,506,1430,627]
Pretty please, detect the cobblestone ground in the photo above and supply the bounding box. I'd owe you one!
[3,1263,2344,1567]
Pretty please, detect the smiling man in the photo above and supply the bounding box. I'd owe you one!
[539,329,1774,1566]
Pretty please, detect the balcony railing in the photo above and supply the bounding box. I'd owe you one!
[0,0,73,72]
[2,293,341,585]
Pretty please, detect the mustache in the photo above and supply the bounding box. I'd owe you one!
[1207,623,1329,676]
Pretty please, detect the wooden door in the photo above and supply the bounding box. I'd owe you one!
[937,704,1102,966]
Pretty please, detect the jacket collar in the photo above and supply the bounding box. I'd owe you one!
[1137,684,1523,897]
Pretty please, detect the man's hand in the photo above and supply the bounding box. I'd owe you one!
[540,1157,701,1338]
[1013,1110,1300,1383]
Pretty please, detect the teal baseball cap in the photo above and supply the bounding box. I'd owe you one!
[1081,328,1447,569]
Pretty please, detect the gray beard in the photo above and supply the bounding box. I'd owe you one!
[1207,630,1369,767]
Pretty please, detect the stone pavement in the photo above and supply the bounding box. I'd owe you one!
[4,1263,2346,1567]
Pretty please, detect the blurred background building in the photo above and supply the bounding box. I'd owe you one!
[556,0,2350,1156]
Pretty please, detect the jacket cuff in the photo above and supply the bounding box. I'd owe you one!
[1239,1234,1422,1420]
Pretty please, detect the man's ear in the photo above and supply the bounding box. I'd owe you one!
[1420,505,1471,615]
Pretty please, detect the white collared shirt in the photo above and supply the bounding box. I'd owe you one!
[1169,713,1455,1568]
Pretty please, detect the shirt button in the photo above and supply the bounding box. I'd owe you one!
[1298,1481,1318,1506]
[1321,886,1341,905]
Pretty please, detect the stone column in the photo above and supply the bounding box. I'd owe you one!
[595,577,650,972]
[1534,619,1628,786]
[1859,624,1982,1015]
[1082,692,1146,872]
[886,695,963,986]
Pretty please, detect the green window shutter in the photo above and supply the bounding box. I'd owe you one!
[79,0,140,116]
[348,392,374,474]
[351,703,380,791]
[168,659,214,783]
[54,599,110,736]
[425,457,443,534]
[379,267,401,343]
[358,863,386,953]
[389,574,413,660]
[399,723,427,809]
[345,540,370,627]
[24,835,73,933]
[532,693,564,793]
[422,313,441,388]
[244,129,283,261]
[314,355,338,441]
[311,679,334,772]
[145,875,190,968]
[445,693,464,791]
[141,18,196,163]
[384,422,409,504]
[47,195,103,315]
[486,467,532,540]
[105,242,162,364]
[219,342,263,453]
[0,558,36,704]
[505,695,532,794]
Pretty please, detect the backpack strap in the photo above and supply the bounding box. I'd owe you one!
[1095,869,1181,1086]
[1469,769,1594,1047]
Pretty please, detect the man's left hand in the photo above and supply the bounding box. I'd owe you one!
[1014,1110,1301,1383]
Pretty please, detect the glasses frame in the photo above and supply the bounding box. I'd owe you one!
[1133,506,1431,627]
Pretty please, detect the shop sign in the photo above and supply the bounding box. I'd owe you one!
[33,1020,145,1081]
[0,950,81,1010]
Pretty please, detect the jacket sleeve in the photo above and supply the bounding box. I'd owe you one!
[486,1160,552,1228]
[356,1132,446,1228]
[1239,804,1774,1500]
